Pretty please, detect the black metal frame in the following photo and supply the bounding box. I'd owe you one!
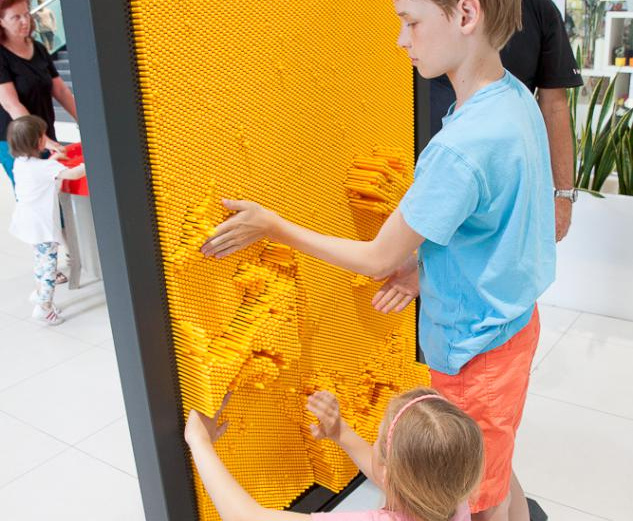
[60,1,428,518]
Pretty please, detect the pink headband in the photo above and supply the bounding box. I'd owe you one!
[386,394,446,455]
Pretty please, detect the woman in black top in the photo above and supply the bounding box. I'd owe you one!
[0,0,76,187]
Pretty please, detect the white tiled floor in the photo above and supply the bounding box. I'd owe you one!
[1,175,632,520]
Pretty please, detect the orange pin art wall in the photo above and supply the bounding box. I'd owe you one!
[129,0,430,518]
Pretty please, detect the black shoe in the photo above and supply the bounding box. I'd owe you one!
[527,497,548,521]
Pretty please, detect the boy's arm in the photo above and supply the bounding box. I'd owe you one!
[185,407,308,521]
[202,200,424,281]
[56,163,85,181]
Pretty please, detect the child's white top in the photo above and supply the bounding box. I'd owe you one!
[9,156,66,245]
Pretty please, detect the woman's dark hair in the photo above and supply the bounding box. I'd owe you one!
[7,114,47,158]
[0,0,36,43]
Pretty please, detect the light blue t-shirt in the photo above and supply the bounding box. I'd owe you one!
[399,71,556,375]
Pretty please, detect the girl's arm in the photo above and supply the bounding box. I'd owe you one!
[51,77,78,122]
[307,392,384,490]
[56,163,85,181]
[185,403,309,521]
[201,200,424,281]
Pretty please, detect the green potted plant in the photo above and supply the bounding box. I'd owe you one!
[543,71,633,320]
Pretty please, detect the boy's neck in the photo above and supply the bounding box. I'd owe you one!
[447,49,505,111]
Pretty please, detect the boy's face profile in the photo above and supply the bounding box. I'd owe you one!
[393,0,481,79]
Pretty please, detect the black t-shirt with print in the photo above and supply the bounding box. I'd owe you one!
[0,41,59,141]
[429,0,584,136]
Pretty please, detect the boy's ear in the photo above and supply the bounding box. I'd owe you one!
[458,0,481,36]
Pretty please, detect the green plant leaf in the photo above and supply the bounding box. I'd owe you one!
[579,125,594,189]
[596,74,617,132]
[577,187,606,198]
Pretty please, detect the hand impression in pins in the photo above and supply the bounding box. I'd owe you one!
[201,199,278,259]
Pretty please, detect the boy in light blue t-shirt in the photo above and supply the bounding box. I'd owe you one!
[202,0,555,519]
[400,70,555,375]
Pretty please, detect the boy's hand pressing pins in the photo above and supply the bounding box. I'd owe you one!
[307,391,343,443]
[185,392,232,447]
[201,199,278,259]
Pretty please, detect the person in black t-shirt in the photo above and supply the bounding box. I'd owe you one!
[0,0,77,187]
[430,0,583,242]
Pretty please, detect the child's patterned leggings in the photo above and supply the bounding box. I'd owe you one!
[33,242,58,306]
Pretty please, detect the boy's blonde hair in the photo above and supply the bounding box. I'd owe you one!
[7,115,48,158]
[380,387,484,521]
[432,0,522,49]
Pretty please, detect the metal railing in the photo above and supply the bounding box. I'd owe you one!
[30,0,66,55]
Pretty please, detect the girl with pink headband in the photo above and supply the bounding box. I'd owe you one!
[185,387,484,521]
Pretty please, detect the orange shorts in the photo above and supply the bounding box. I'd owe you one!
[430,307,540,513]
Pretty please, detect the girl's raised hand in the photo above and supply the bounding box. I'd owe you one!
[185,392,232,447]
[200,199,278,259]
[306,391,343,443]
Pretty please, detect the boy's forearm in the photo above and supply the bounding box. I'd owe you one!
[270,216,381,277]
[337,423,382,489]
[268,208,421,281]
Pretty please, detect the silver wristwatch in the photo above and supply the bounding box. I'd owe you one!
[554,188,578,203]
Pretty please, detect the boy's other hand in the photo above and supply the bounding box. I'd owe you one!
[307,391,343,443]
[372,262,419,314]
[185,392,231,447]
[201,199,278,259]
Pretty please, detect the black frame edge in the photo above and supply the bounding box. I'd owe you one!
[60,1,197,519]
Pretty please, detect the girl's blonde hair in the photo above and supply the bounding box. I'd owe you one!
[379,387,484,521]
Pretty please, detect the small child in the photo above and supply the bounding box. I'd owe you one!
[185,387,484,521]
[7,115,85,325]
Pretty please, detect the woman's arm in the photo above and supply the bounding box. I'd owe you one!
[185,400,309,521]
[0,82,29,119]
[202,200,424,281]
[0,82,65,153]
[51,77,78,122]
